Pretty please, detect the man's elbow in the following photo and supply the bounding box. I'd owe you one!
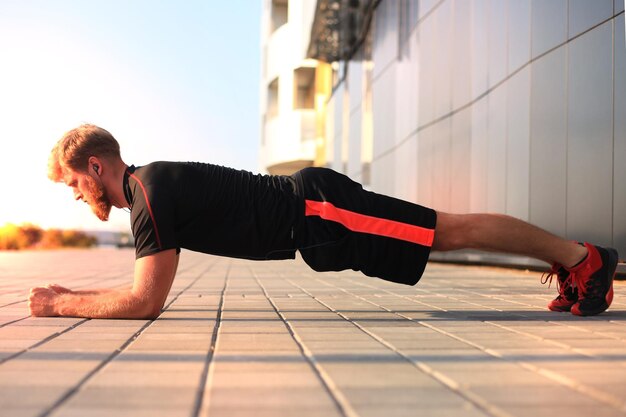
[131,298,162,320]
[139,303,162,320]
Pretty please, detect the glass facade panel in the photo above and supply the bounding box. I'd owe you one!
[531,0,567,58]
[507,0,531,73]
[614,14,626,252]
[567,22,613,244]
[505,67,530,221]
[529,48,567,236]
[568,0,613,38]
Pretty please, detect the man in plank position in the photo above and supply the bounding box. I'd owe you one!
[29,124,619,319]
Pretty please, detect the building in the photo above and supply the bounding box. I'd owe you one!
[259,0,323,175]
[262,0,626,267]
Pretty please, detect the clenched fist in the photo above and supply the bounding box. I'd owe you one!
[28,286,60,317]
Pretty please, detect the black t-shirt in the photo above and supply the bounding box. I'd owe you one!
[124,162,301,260]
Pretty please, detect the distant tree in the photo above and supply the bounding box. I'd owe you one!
[0,224,28,250]
[38,229,64,249]
[20,224,44,247]
[0,224,98,250]
[39,229,97,249]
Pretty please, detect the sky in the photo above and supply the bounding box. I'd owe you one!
[0,0,262,232]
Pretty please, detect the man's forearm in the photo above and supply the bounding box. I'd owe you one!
[53,290,159,319]
[70,285,132,296]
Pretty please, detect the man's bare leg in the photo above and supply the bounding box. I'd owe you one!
[432,212,588,268]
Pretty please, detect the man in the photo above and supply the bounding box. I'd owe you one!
[29,124,619,319]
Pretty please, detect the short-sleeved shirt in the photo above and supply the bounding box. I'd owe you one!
[124,162,300,260]
[124,162,436,286]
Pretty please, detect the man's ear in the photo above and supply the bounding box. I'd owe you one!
[88,156,101,175]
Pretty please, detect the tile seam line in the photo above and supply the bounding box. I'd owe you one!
[191,261,229,417]
[252,269,357,417]
[0,316,30,328]
[287,277,510,417]
[36,262,215,417]
[327,278,626,412]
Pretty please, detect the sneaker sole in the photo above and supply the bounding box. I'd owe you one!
[548,304,573,312]
[571,248,618,317]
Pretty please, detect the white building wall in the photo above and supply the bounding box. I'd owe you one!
[323,0,626,257]
[259,0,318,174]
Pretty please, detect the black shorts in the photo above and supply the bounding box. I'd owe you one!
[292,167,437,285]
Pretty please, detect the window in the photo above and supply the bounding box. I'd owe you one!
[271,0,288,33]
[293,67,315,110]
[267,77,279,118]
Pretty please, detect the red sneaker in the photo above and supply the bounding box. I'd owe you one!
[568,243,618,317]
[542,264,577,312]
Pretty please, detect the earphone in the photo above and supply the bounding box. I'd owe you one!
[90,163,131,213]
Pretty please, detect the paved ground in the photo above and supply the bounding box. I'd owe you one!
[0,248,625,417]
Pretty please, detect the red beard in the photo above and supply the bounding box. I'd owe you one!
[83,175,112,221]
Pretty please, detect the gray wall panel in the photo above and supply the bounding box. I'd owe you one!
[348,61,363,114]
[394,134,418,203]
[506,67,531,221]
[508,0,531,74]
[451,108,472,214]
[617,0,625,13]
[471,0,489,101]
[529,47,567,236]
[470,97,488,213]
[488,0,508,87]
[324,97,335,166]
[614,14,626,253]
[371,151,394,196]
[531,0,567,59]
[568,0,613,38]
[372,0,399,79]
[434,1,453,120]
[330,85,345,173]
[348,104,362,177]
[396,31,419,143]
[452,0,472,109]
[418,17,437,125]
[372,67,396,157]
[418,127,434,206]
[567,22,613,245]
[432,119,452,211]
[486,88,507,213]
[419,0,440,19]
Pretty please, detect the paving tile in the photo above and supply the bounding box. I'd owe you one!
[210,370,322,388]
[202,405,342,417]
[207,387,336,408]
[51,407,192,417]
[65,386,196,408]
[354,404,490,417]
[500,405,626,417]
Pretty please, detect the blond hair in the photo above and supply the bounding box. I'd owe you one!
[48,124,121,182]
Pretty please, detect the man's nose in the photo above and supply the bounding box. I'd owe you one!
[73,190,82,201]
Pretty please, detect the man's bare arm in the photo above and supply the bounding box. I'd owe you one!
[28,249,179,319]
[43,284,132,296]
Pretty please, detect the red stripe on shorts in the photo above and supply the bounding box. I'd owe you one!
[305,199,434,247]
